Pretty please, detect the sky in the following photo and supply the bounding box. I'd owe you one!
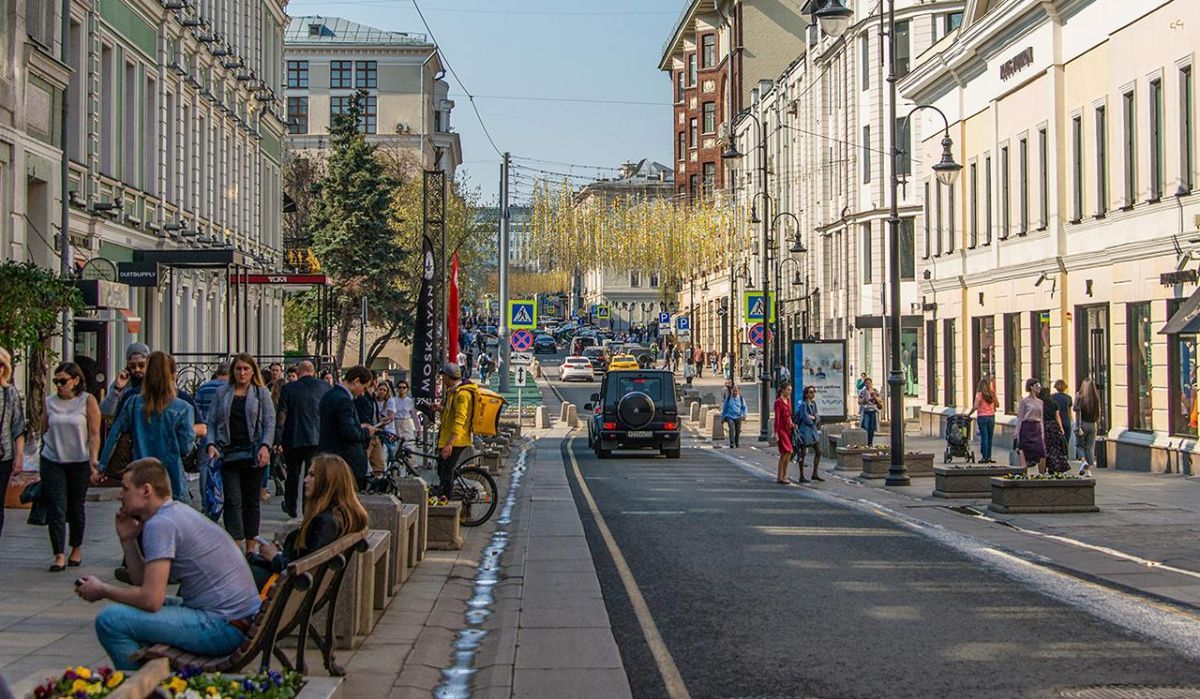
[283,0,683,204]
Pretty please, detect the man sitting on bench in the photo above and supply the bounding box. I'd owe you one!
[76,458,262,670]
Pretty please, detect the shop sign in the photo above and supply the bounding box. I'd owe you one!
[1000,47,1034,81]
[117,261,162,287]
[230,274,329,285]
[1161,269,1199,286]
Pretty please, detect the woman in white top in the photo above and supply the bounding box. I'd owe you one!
[40,361,100,572]
[393,380,420,443]
[374,382,399,465]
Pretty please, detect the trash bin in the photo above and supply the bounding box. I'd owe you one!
[1095,437,1107,469]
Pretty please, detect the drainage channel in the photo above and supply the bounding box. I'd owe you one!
[434,444,531,699]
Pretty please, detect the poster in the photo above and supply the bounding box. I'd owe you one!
[412,235,437,417]
[791,340,847,421]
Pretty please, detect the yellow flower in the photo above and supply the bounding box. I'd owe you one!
[70,679,89,693]
[74,667,92,680]
[106,672,125,688]
[207,687,219,696]
[165,676,188,693]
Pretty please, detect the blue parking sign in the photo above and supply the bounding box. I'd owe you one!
[658,311,671,325]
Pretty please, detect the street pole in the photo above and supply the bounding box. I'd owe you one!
[359,296,367,365]
[59,0,72,361]
[757,120,771,442]
[498,152,511,392]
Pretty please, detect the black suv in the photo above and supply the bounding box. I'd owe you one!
[584,369,681,459]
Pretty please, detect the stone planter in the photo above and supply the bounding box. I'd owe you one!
[904,452,935,477]
[860,452,934,479]
[836,446,887,472]
[933,465,1025,498]
[988,477,1099,514]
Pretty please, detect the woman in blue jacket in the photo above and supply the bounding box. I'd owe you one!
[720,384,747,448]
[794,385,823,482]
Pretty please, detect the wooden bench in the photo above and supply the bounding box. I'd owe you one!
[135,530,368,676]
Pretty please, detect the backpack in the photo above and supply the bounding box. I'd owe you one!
[455,382,506,437]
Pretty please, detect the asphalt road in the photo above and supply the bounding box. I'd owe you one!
[541,354,1200,698]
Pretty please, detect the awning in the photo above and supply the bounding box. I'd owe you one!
[1161,287,1200,334]
[854,314,924,330]
[119,307,142,334]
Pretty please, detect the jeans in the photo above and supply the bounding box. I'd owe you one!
[861,411,878,446]
[95,596,246,670]
[41,457,90,555]
[724,417,743,447]
[437,446,466,498]
[282,445,318,516]
[1080,421,1098,467]
[0,458,12,539]
[976,415,995,461]
[221,458,263,541]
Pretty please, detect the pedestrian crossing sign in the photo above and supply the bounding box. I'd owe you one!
[596,305,610,320]
[743,291,776,324]
[508,300,537,330]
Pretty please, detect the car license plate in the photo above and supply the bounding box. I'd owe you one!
[628,431,653,438]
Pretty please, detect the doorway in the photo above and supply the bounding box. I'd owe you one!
[1075,303,1110,433]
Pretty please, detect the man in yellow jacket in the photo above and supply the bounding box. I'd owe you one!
[436,362,472,501]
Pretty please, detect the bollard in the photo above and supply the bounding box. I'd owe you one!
[560,402,570,421]
[565,403,579,428]
[689,401,701,422]
[535,405,551,428]
[709,414,725,440]
[699,407,712,430]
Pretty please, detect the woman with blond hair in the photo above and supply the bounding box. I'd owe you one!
[0,348,26,540]
[248,454,368,589]
[99,351,195,502]
[206,353,275,551]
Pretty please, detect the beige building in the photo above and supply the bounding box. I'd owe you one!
[283,16,461,178]
[1,0,289,389]
[907,0,1200,472]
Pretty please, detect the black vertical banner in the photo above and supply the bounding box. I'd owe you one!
[413,234,437,416]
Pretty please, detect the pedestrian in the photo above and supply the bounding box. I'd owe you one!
[99,352,194,503]
[694,348,704,378]
[276,360,330,519]
[317,366,377,489]
[0,347,26,541]
[320,370,335,386]
[267,362,285,405]
[858,377,883,446]
[99,342,151,418]
[40,361,101,571]
[435,363,472,503]
[193,362,230,423]
[286,365,299,383]
[394,380,421,443]
[773,383,794,484]
[1051,379,1074,462]
[1076,377,1100,477]
[856,372,867,393]
[683,357,695,386]
[720,384,747,448]
[457,348,468,378]
[777,363,791,390]
[965,378,997,463]
[374,381,399,466]
[1016,378,1047,473]
[722,352,732,380]
[204,353,275,552]
[794,385,823,482]
[1041,385,1070,474]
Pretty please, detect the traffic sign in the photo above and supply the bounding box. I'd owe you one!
[748,323,766,348]
[595,305,610,320]
[510,329,534,351]
[508,300,537,330]
[743,291,777,324]
[515,365,527,387]
[675,316,691,338]
[510,351,533,366]
[658,311,671,325]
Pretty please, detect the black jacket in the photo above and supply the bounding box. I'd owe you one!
[279,376,330,449]
[317,385,370,478]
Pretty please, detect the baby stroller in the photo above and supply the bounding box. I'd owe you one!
[944,414,975,463]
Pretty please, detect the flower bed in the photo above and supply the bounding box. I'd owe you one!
[988,474,1098,514]
[835,445,887,472]
[29,663,304,699]
[932,464,1025,498]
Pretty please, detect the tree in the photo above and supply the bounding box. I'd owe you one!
[0,261,83,430]
[307,90,407,365]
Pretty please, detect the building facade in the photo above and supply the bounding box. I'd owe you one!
[1,0,289,390]
[908,0,1200,472]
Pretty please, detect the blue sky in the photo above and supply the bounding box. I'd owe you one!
[284,0,682,203]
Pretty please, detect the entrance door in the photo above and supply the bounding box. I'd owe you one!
[1075,304,1110,433]
[71,319,109,399]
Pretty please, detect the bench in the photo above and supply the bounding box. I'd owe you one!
[360,494,404,595]
[393,476,429,562]
[334,529,390,649]
[398,504,419,583]
[427,501,463,550]
[135,530,368,676]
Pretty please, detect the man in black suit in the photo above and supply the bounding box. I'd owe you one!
[317,365,376,488]
[277,360,331,517]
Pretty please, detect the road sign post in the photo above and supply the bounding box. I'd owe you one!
[510,329,534,352]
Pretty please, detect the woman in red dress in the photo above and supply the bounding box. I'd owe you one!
[774,383,794,484]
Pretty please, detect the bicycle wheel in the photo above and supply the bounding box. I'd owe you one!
[454,465,498,527]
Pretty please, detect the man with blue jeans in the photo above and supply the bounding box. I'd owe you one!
[75,458,260,670]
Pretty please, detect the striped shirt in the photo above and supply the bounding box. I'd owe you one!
[0,384,25,462]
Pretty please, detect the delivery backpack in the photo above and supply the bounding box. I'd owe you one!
[457,382,507,437]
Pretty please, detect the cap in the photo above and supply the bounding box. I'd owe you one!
[439,362,462,380]
[126,342,151,361]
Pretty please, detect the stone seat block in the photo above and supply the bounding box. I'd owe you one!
[428,501,463,551]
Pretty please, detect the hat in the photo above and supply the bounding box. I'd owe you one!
[439,362,462,380]
[126,342,151,361]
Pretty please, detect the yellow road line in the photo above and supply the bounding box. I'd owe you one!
[566,436,692,699]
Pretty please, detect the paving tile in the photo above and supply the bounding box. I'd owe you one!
[514,628,623,670]
[513,667,633,698]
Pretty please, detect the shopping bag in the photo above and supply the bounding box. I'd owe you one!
[202,455,224,521]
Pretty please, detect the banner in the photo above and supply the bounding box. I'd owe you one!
[448,251,460,362]
[412,235,437,416]
[791,340,848,422]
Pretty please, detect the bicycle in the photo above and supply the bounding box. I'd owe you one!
[364,433,499,527]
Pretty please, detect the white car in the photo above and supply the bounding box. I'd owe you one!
[560,356,595,382]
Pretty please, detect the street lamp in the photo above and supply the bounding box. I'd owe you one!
[771,210,805,366]
[813,0,962,486]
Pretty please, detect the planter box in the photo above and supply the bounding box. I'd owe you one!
[904,452,935,477]
[988,477,1099,514]
[836,446,887,472]
[860,452,935,480]
[933,465,1025,498]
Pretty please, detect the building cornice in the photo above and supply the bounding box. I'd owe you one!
[658,0,719,72]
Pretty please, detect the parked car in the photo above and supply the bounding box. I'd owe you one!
[560,356,595,382]
[572,336,599,355]
[582,347,608,374]
[585,369,681,459]
[533,334,558,354]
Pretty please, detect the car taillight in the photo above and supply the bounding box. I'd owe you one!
[664,421,677,430]
[603,421,616,430]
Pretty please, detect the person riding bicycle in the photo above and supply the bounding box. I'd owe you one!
[435,363,473,506]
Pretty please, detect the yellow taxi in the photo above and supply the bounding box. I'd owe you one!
[606,354,640,371]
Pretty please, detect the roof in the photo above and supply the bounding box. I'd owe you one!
[659,0,719,71]
[285,16,431,47]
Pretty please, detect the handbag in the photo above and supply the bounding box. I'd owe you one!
[202,455,225,521]
[20,480,47,526]
[103,396,137,482]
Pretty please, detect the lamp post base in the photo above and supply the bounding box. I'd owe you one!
[884,464,911,487]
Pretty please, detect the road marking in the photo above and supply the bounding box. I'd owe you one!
[566,437,692,699]
[619,510,687,516]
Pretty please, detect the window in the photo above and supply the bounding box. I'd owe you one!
[948,182,956,252]
[649,273,660,287]
[677,131,685,161]
[702,162,716,195]
[923,181,931,259]
[676,72,685,102]
[630,271,641,288]
[360,95,377,133]
[701,34,716,69]
[1150,78,1164,200]
[286,60,308,88]
[1030,310,1052,386]
[689,118,698,148]
[935,182,943,256]
[1004,313,1022,413]
[969,163,978,247]
[1038,127,1049,227]
[123,60,137,186]
[862,125,871,183]
[143,76,157,196]
[1075,304,1110,433]
[894,20,911,79]
[1127,301,1154,431]
[355,61,377,89]
[984,155,993,244]
[330,60,353,89]
[688,54,697,85]
[972,315,996,397]
[26,1,53,47]
[702,102,716,133]
[899,217,915,280]
[1096,106,1108,215]
[902,328,919,397]
[1182,66,1194,192]
[860,33,870,91]
[286,96,308,134]
[1169,297,1198,436]
[943,318,956,406]
[99,44,114,176]
[944,12,963,33]
[1072,116,1084,221]
[1123,90,1136,206]
[861,222,872,283]
[688,174,699,200]
[1018,137,1029,234]
[895,117,911,176]
[1000,146,1010,239]
[927,320,939,404]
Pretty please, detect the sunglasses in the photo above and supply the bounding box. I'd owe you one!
[53,378,72,386]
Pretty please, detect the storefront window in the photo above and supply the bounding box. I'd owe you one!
[1126,301,1153,431]
[1003,313,1022,413]
[943,319,956,407]
[1169,298,1199,437]
[926,320,938,404]
[902,327,919,397]
[1075,303,1110,432]
[972,315,996,395]
[1030,310,1051,384]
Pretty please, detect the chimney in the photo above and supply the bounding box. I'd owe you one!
[619,161,639,179]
